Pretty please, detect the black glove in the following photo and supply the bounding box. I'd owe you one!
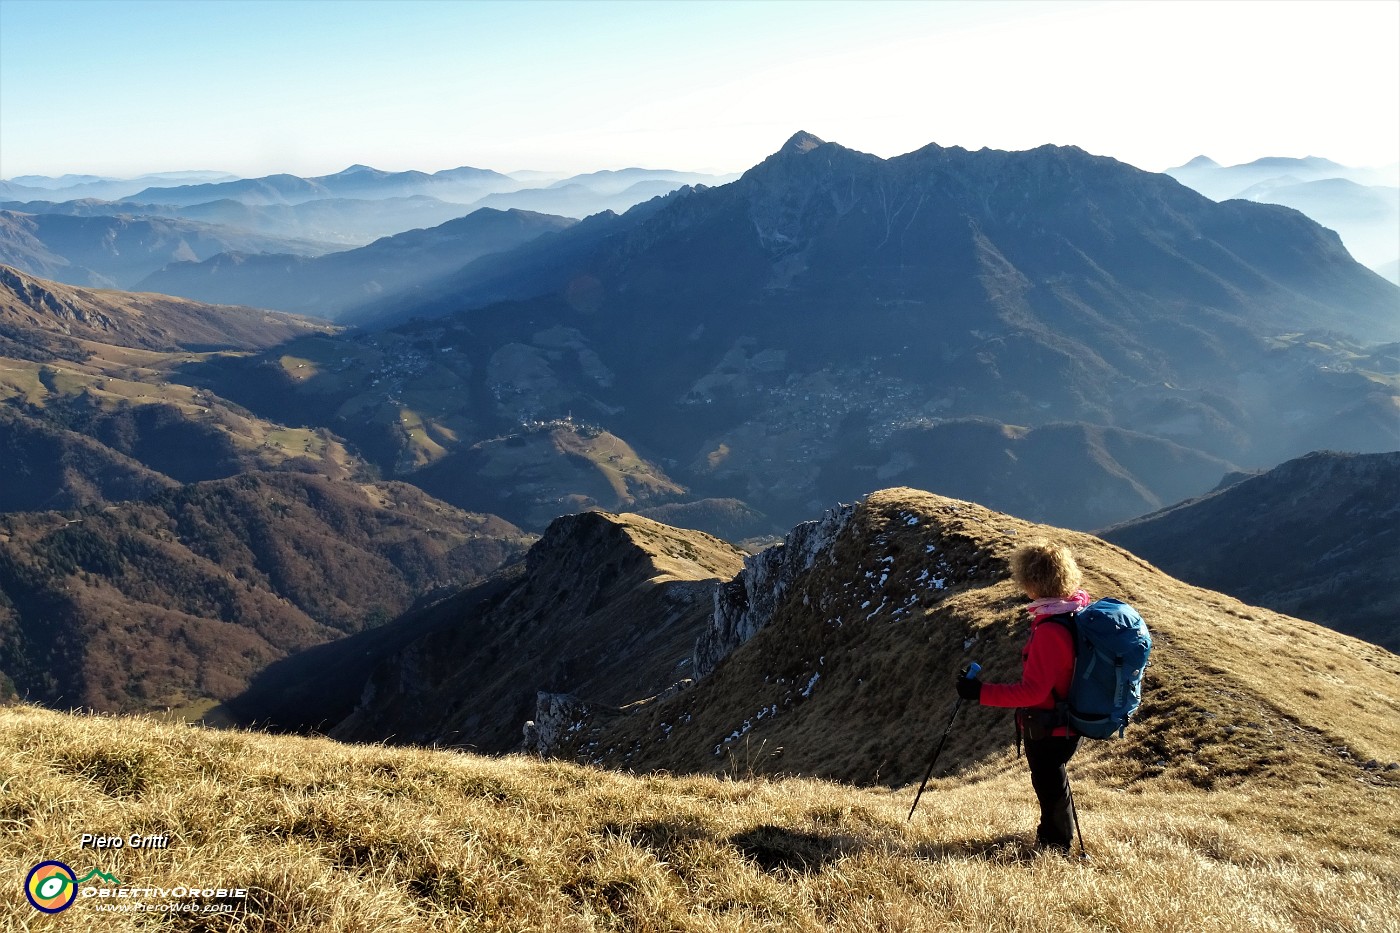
[956,674,982,702]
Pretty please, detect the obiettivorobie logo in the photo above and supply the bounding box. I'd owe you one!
[25,862,118,914]
[26,859,248,915]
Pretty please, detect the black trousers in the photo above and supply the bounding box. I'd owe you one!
[1024,736,1081,849]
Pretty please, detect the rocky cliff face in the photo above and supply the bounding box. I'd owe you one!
[694,502,853,678]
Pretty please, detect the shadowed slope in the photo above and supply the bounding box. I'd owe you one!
[1101,450,1400,650]
[327,511,746,750]
[0,473,533,712]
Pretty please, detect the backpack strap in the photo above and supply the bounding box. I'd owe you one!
[1038,612,1080,734]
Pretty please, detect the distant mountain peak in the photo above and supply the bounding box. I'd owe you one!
[1240,155,1346,171]
[780,131,826,155]
[1183,155,1219,168]
[332,164,378,176]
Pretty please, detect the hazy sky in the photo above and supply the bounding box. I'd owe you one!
[1,0,1397,179]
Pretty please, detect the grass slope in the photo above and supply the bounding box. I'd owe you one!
[550,489,1400,795]
[2,704,1397,931]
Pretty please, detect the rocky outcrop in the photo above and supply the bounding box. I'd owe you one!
[541,486,1400,791]
[522,692,594,757]
[693,503,854,678]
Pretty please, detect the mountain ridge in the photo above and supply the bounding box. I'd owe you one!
[323,509,746,749]
[1100,450,1400,650]
[1,263,336,350]
[0,210,340,289]
[134,208,577,318]
[531,487,1400,785]
[255,485,1400,801]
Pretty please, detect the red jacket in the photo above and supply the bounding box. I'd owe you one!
[979,615,1075,735]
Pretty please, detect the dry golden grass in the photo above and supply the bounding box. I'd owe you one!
[4,705,1397,932]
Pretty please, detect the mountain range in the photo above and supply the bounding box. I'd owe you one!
[1,263,333,351]
[1,133,1396,723]
[0,264,545,717]
[1164,154,1397,201]
[0,195,487,249]
[0,170,238,203]
[119,164,519,208]
[0,166,739,258]
[173,132,1397,535]
[1165,154,1399,281]
[0,210,339,289]
[0,471,532,712]
[1,137,1396,933]
[133,208,577,318]
[0,263,359,513]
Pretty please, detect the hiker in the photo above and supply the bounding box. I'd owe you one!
[955,539,1088,851]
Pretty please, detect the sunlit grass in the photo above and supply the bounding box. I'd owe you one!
[4,705,1397,932]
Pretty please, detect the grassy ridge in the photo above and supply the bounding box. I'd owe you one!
[4,705,1397,931]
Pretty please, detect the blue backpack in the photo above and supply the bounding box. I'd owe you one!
[1050,598,1152,739]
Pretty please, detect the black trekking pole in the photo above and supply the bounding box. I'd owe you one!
[1067,773,1088,859]
[907,662,980,822]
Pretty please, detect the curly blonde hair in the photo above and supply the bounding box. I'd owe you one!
[1009,539,1082,599]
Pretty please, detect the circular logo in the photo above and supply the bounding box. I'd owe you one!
[25,861,78,913]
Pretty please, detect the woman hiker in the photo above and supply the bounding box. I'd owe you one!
[956,539,1088,852]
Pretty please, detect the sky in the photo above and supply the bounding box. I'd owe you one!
[1,0,1397,180]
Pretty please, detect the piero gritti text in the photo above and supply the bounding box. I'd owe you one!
[80,833,171,850]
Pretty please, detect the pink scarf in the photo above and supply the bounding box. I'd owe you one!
[1027,589,1092,621]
